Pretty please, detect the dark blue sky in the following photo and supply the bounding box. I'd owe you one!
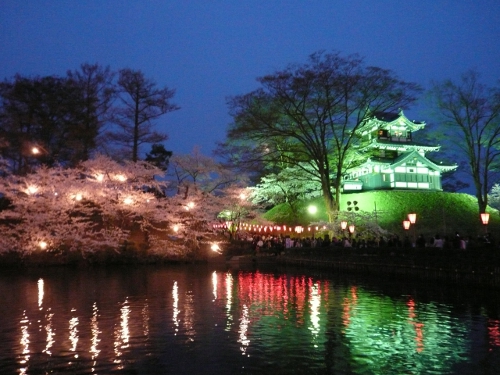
[1,1,500,156]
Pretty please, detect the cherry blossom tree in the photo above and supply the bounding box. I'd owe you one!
[169,148,260,242]
[488,183,500,211]
[0,154,250,258]
[249,165,321,222]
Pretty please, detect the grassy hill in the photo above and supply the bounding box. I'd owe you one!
[263,191,499,240]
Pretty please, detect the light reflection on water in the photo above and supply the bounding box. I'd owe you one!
[0,265,498,374]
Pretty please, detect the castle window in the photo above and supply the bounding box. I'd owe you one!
[378,129,389,139]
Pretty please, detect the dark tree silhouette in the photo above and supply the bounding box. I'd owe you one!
[145,143,172,171]
[110,69,179,162]
[429,70,500,215]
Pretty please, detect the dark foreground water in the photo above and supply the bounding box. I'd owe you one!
[0,264,499,375]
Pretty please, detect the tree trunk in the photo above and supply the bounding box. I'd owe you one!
[321,186,338,223]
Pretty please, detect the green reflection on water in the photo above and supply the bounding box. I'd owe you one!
[231,271,473,374]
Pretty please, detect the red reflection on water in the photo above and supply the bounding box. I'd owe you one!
[407,298,424,353]
[342,286,357,330]
[234,272,329,327]
[488,319,500,349]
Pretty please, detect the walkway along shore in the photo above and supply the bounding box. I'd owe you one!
[267,246,500,289]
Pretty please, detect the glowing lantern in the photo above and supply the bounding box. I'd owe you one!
[211,243,221,253]
[481,213,490,225]
[408,213,417,224]
[27,185,38,195]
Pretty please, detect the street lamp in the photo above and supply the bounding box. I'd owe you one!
[307,205,317,215]
[348,224,355,236]
[408,213,417,225]
[403,220,411,230]
[481,213,490,233]
[408,213,417,246]
[340,221,348,231]
[307,205,318,238]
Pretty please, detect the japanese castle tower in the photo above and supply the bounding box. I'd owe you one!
[343,110,457,192]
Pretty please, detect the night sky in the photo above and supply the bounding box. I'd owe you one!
[1,1,500,156]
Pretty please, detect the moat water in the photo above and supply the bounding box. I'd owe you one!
[0,263,499,374]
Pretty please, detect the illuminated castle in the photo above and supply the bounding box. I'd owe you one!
[342,111,456,192]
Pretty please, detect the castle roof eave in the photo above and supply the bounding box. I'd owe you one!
[392,150,458,171]
[349,150,458,172]
[365,139,440,152]
[359,110,426,135]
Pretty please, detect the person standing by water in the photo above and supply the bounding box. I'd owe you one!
[416,234,426,248]
[433,234,444,248]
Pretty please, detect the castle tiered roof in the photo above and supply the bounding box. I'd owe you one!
[358,110,425,136]
[342,110,457,192]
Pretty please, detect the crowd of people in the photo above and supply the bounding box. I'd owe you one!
[240,231,496,254]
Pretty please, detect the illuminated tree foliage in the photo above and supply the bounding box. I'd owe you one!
[429,70,500,214]
[0,154,246,257]
[488,183,500,211]
[169,146,241,196]
[224,51,421,221]
[249,165,321,222]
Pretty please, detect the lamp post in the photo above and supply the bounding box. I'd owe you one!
[307,205,317,215]
[403,220,411,230]
[308,205,317,238]
[348,224,355,238]
[340,221,347,231]
[408,213,417,247]
[480,213,490,234]
[340,220,347,238]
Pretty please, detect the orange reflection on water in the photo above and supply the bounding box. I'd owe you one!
[142,302,150,339]
[183,289,196,341]
[294,276,307,325]
[69,309,79,357]
[342,286,358,330]
[238,304,250,356]
[225,272,234,331]
[43,310,54,356]
[114,299,130,368]
[407,298,425,353]
[37,278,44,309]
[18,311,30,375]
[173,282,180,334]
[212,271,218,300]
[309,282,321,346]
[90,302,101,372]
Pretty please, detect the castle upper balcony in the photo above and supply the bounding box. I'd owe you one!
[377,129,412,142]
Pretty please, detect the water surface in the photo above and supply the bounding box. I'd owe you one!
[0,264,499,374]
